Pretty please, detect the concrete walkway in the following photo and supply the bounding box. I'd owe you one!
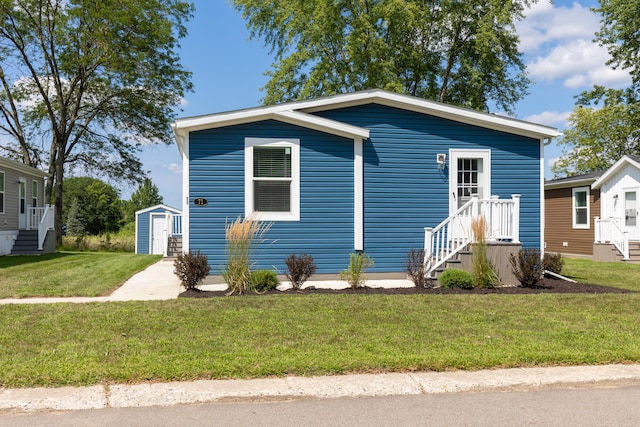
[0,259,182,305]
[2,261,640,413]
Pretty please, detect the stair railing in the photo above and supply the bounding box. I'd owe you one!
[424,194,521,278]
[36,205,55,250]
[594,217,629,260]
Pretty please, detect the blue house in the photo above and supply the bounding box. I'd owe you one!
[172,90,560,279]
[135,204,182,256]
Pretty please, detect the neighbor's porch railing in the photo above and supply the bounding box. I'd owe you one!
[594,216,629,260]
[27,205,55,250]
[424,194,520,278]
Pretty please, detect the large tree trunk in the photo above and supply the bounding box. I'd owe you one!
[53,150,65,247]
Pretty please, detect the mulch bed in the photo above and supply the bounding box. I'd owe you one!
[179,277,634,298]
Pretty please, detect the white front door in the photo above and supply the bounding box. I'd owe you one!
[18,178,26,229]
[624,189,639,241]
[151,215,166,255]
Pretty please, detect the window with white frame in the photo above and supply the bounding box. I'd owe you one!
[572,186,589,228]
[0,171,4,213]
[245,138,300,221]
[32,180,38,208]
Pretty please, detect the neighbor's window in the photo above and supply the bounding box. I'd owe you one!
[245,138,300,221]
[0,171,4,214]
[572,186,589,229]
[32,180,38,208]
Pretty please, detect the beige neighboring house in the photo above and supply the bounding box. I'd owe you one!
[0,157,55,255]
[545,155,640,262]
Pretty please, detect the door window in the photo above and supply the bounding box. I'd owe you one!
[625,191,637,227]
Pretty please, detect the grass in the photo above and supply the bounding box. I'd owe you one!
[0,256,638,388]
[562,257,640,291]
[0,252,162,298]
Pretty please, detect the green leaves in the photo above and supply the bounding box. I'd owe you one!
[233,0,531,113]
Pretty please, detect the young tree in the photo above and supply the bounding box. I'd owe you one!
[0,0,193,245]
[64,197,85,237]
[123,178,164,224]
[62,177,123,235]
[552,86,640,177]
[232,0,533,114]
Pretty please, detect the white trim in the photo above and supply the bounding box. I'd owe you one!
[18,177,26,229]
[135,204,182,216]
[245,138,300,221]
[172,89,561,147]
[592,155,640,190]
[182,134,190,253]
[354,138,364,250]
[540,139,545,255]
[150,213,167,255]
[135,212,139,254]
[572,186,590,229]
[0,170,4,214]
[448,149,491,215]
[274,110,370,139]
[0,157,48,178]
[31,180,38,208]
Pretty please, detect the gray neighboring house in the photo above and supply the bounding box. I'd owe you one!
[0,157,55,255]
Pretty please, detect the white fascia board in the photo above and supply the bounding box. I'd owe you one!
[135,204,182,217]
[354,138,364,251]
[545,177,598,190]
[274,110,369,139]
[300,90,562,140]
[172,109,369,141]
[592,155,640,190]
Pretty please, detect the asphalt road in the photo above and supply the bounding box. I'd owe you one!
[2,383,640,426]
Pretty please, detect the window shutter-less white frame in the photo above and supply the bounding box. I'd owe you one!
[245,138,300,221]
[572,186,590,229]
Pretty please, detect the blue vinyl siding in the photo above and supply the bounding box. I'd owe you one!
[317,104,541,272]
[189,120,354,274]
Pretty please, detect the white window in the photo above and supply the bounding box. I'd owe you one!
[572,186,589,229]
[0,171,4,214]
[245,138,300,221]
[32,180,38,208]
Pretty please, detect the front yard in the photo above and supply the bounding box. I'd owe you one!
[0,256,638,388]
[0,252,162,298]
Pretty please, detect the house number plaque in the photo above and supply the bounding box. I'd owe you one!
[193,198,208,206]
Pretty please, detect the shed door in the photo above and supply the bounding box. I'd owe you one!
[18,178,26,229]
[151,215,166,255]
[624,189,639,241]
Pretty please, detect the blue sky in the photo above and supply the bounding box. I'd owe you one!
[140,0,632,208]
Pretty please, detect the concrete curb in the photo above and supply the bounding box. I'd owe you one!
[2,364,640,412]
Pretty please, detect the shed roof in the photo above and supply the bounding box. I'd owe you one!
[592,155,640,190]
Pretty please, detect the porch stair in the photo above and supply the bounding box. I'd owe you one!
[629,242,640,263]
[10,230,43,255]
[166,236,183,258]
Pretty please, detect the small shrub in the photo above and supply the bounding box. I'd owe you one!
[405,248,427,288]
[439,268,474,289]
[251,269,280,292]
[174,251,210,290]
[543,252,564,274]
[510,248,542,288]
[284,253,317,289]
[339,252,374,288]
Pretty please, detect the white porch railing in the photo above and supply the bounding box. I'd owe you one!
[27,205,55,250]
[424,194,520,278]
[594,216,629,260]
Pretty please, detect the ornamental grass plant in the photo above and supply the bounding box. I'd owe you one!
[223,215,272,295]
[470,216,500,288]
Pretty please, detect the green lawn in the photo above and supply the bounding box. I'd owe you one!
[0,252,162,298]
[0,256,638,389]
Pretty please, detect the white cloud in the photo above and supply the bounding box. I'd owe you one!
[524,110,572,128]
[517,1,631,90]
[167,163,182,174]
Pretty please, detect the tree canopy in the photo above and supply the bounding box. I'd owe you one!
[62,177,122,235]
[552,87,640,177]
[122,178,164,225]
[0,0,193,244]
[232,0,534,114]
[595,0,640,91]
